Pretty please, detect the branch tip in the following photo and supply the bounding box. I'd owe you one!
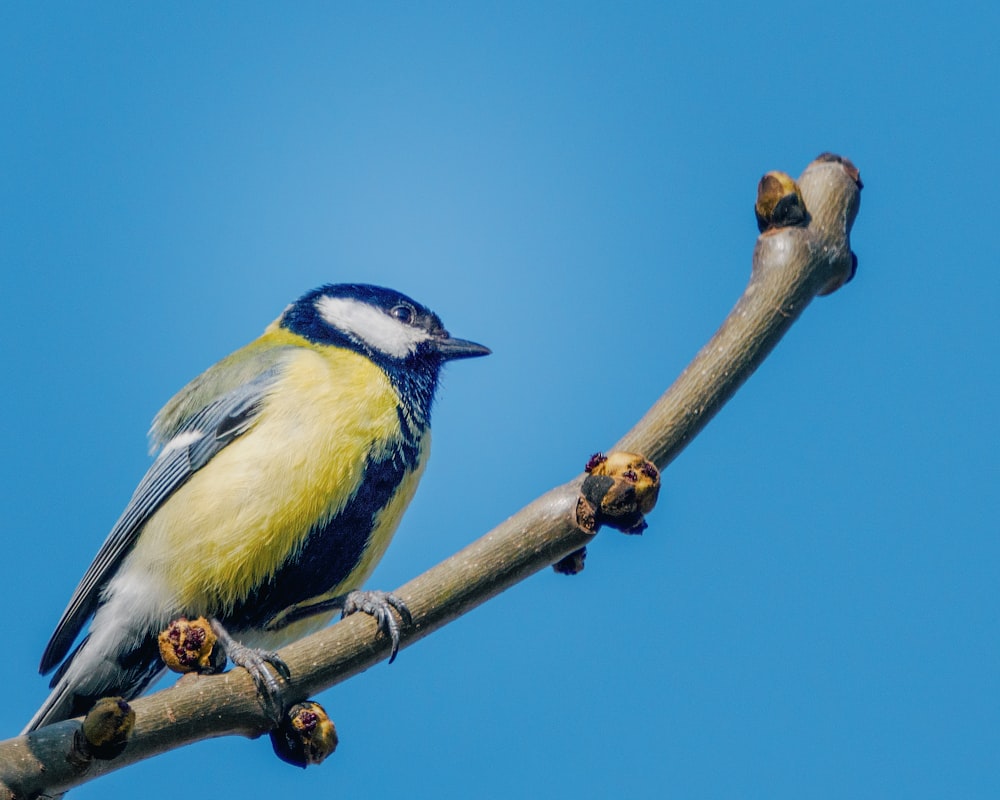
[749,153,862,299]
[813,152,863,188]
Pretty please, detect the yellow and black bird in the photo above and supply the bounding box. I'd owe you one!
[25,283,489,732]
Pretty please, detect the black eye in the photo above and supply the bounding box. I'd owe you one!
[390,304,414,324]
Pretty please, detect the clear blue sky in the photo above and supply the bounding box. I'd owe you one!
[2,3,997,798]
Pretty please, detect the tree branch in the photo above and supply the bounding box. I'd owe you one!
[0,154,861,800]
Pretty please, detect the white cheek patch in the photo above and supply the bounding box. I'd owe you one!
[316,295,431,358]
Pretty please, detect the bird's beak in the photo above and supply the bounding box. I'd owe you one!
[434,334,492,361]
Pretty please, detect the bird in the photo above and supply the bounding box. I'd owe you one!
[24,282,490,733]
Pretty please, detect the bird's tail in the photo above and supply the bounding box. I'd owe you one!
[23,634,163,734]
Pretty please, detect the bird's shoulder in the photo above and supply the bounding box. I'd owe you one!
[149,323,310,450]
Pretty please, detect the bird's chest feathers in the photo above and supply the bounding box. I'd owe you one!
[136,347,429,612]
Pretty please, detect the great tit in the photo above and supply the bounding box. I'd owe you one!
[25,283,489,732]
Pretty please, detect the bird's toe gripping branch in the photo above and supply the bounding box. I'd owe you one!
[340,589,413,664]
[555,451,662,575]
[158,616,290,722]
[209,620,292,722]
[156,617,342,769]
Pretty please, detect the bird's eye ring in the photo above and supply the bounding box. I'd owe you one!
[390,304,414,324]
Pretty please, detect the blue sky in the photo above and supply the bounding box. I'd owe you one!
[2,3,998,798]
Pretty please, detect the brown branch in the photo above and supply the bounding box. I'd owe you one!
[0,154,861,800]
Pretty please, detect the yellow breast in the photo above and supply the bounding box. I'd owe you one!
[126,338,427,617]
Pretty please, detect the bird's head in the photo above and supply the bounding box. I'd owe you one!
[280,283,490,419]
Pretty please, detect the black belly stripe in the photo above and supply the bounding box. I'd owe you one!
[223,433,423,631]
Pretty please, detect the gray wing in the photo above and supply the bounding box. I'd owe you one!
[38,365,284,675]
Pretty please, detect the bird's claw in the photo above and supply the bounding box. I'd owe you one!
[341,590,411,663]
[209,619,290,723]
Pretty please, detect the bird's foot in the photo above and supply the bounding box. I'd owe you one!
[341,590,412,663]
[209,619,291,722]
